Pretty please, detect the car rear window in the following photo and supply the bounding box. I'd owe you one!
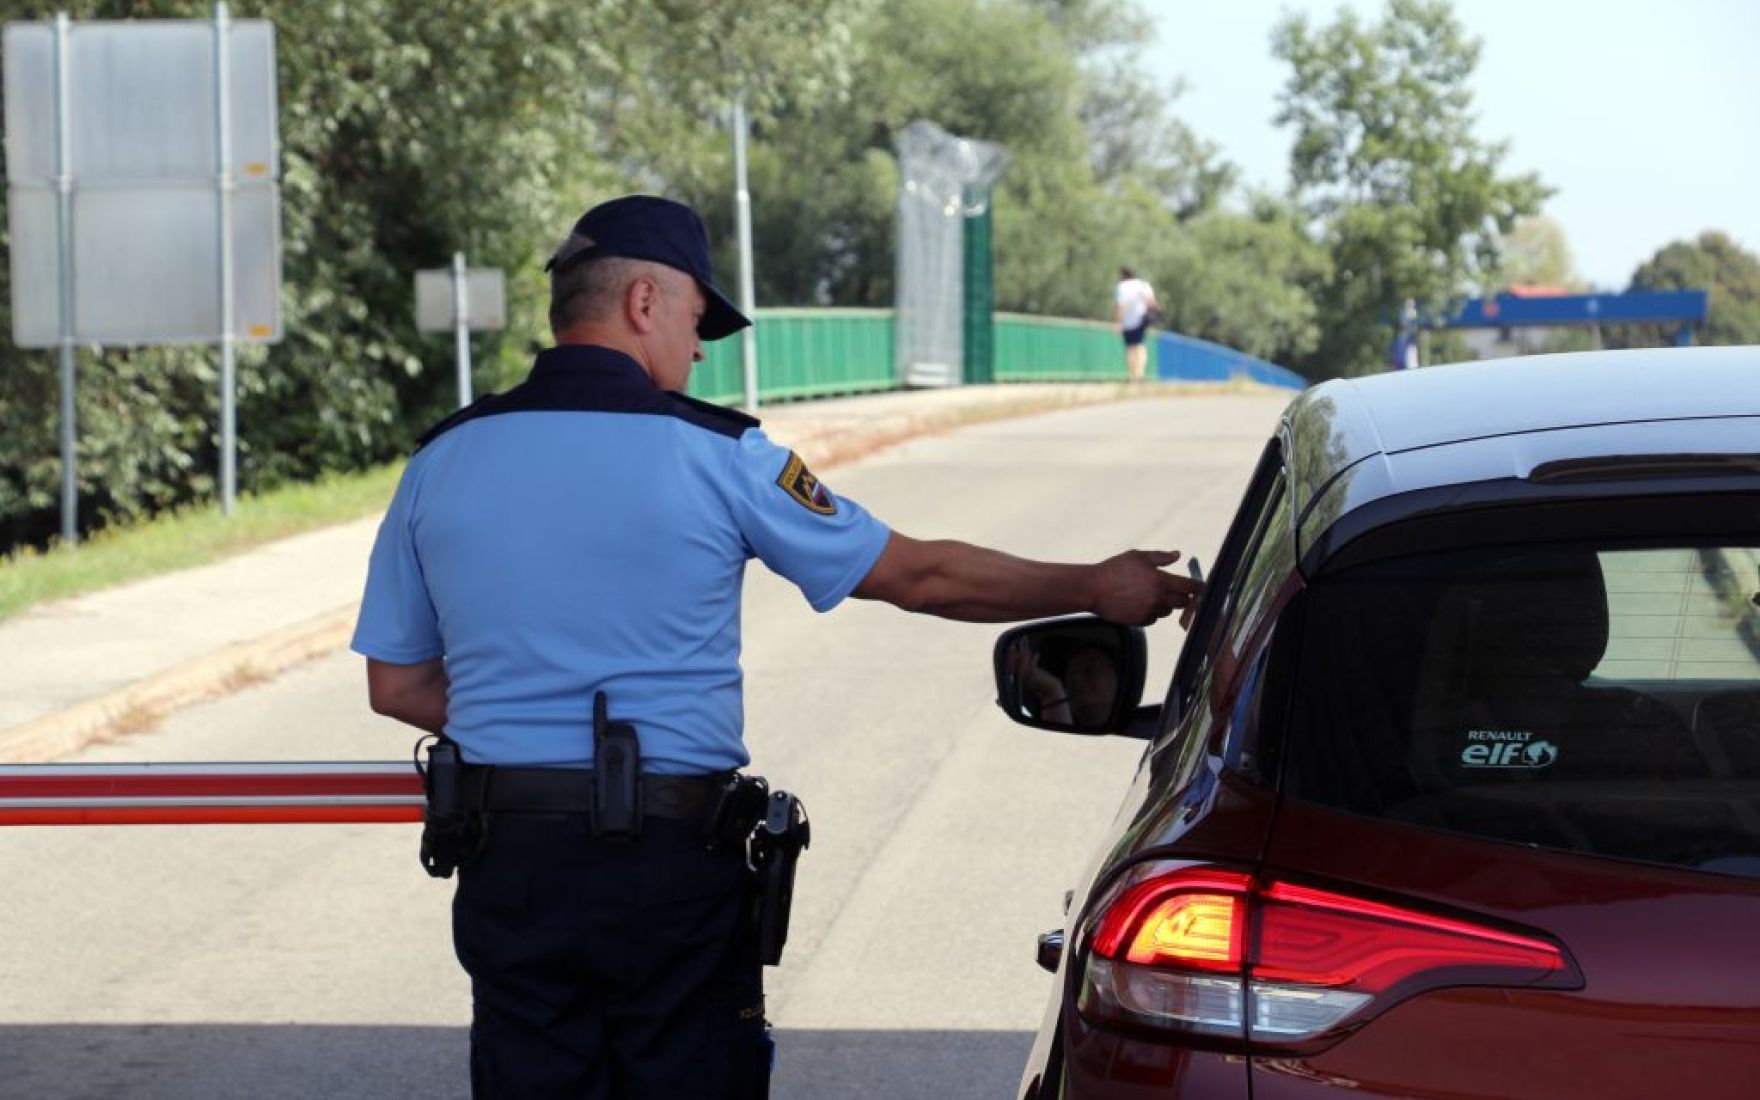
[1284,543,1760,878]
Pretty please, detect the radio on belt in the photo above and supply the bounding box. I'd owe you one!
[592,691,643,839]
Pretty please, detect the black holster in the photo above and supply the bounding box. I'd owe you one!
[419,736,484,879]
[704,773,771,854]
[750,791,810,966]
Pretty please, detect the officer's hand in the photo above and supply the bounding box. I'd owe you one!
[1090,549,1205,627]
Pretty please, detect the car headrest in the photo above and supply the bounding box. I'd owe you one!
[1458,549,1610,686]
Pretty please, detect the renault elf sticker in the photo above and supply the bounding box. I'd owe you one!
[1460,729,1559,769]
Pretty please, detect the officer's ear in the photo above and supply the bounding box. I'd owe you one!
[625,272,663,334]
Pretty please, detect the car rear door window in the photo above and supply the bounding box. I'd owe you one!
[1284,542,1760,877]
[1163,441,1288,733]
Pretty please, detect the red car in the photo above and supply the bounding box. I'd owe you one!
[994,348,1760,1099]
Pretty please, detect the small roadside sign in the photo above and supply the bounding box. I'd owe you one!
[416,254,504,408]
[415,267,506,332]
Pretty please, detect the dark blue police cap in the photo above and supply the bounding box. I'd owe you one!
[544,195,752,341]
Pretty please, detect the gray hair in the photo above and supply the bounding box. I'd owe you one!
[547,243,645,333]
[547,245,695,333]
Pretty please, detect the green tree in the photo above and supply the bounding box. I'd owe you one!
[1063,0,1237,224]
[1615,231,1760,348]
[1499,215,1582,290]
[746,0,1094,311]
[0,0,1293,551]
[1146,199,1330,364]
[1272,0,1547,377]
[666,0,1239,323]
[1082,65,1236,221]
[0,0,855,549]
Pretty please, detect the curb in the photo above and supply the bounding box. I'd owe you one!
[0,383,1201,763]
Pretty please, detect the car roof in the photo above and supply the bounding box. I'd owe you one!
[1283,347,1760,561]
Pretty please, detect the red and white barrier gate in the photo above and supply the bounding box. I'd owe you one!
[0,763,424,826]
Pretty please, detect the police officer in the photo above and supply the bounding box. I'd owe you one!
[352,195,1201,1100]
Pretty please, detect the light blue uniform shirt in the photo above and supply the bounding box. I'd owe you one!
[350,346,891,774]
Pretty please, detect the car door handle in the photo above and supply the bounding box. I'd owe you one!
[1036,929,1065,973]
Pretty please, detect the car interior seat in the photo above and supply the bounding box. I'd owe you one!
[1390,549,1718,857]
[1411,548,1706,787]
[1691,690,1760,779]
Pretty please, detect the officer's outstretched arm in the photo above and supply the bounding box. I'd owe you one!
[366,657,449,734]
[851,531,1201,626]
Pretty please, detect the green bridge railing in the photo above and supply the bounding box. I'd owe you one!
[992,312,1152,381]
[692,308,896,405]
[688,308,1162,405]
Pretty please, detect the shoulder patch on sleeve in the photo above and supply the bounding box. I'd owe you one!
[776,451,837,515]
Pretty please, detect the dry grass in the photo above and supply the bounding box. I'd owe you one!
[217,661,272,695]
[104,698,167,739]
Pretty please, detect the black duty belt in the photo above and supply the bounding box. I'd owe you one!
[457,765,726,821]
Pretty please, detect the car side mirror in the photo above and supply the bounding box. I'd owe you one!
[992,616,1147,736]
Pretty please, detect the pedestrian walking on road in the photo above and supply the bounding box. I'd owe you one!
[351,194,1203,1100]
[1115,266,1160,383]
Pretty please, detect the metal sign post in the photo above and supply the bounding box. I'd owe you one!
[452,251,472,407]
[732,95,759,412]
[52,11,75,542]
[416,260,504,409]
[215,1,238,515]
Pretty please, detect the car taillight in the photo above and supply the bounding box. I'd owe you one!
[1090,869,1250,968]
[1081,869,1256,1038]
[1077,864,1577,1047]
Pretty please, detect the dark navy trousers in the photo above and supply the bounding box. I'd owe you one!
[452,813,770,1099]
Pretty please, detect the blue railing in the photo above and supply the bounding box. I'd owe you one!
[1155,331,1306,390]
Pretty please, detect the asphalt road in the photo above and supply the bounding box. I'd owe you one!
[0,391,1291,1100]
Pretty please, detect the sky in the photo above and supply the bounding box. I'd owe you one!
[1144,0,1760,289]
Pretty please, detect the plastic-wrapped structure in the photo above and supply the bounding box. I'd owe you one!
[894,121,1006,387]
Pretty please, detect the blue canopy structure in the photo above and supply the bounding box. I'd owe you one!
[1441,289,1709,346]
